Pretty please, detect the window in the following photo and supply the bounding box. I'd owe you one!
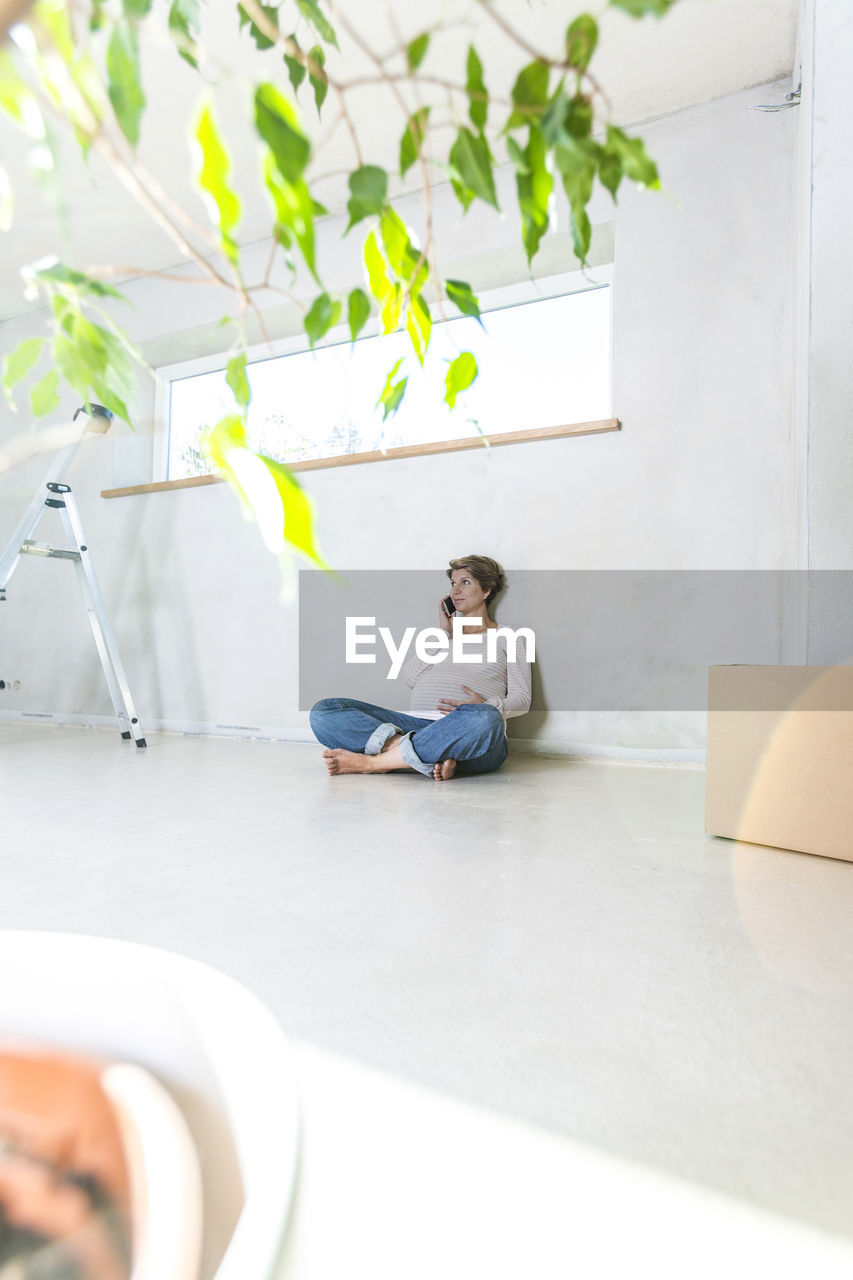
[157,273,612,482]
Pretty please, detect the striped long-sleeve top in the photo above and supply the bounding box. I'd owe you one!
[401,627,533,721]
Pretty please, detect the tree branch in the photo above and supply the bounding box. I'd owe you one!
[91,133,231,289]
[238,0,362,165]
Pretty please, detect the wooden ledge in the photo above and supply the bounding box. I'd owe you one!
[101,417,620,499]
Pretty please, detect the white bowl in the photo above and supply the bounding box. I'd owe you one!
[0,930,300,1280]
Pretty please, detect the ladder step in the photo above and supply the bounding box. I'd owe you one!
[4,479,146,749]
[21,540,80,561]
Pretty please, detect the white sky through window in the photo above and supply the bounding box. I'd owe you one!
[167,286,611,478]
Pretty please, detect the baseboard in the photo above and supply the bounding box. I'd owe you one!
[0,710,317,744]
[508,737,706,766]
[0,710,706,764]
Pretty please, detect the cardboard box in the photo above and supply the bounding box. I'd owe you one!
[705,666,853,862]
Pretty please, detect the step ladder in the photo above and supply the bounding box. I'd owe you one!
[0,408,146,747]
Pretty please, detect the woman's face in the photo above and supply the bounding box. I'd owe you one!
[448,567,489,616]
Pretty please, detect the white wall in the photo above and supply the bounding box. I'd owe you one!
[798,0,853,664]
[805,0,853,572]
[0,81,799,756]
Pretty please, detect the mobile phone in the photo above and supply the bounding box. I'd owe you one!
[442,596,456,617]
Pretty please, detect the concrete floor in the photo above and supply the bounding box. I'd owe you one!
[2,722,853,1247]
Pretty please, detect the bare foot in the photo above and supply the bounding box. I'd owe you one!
[321,737,419,777]
[432,759,457,781]
[322,748,377,775]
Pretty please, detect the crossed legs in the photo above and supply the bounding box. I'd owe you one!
[309,698,508,780]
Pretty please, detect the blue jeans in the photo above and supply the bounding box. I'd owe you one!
[309,698,509,777]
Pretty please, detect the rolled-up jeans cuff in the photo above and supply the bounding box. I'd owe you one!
[398,731,434,777]
[364,721,402,755]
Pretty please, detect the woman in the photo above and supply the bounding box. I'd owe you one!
[309,555,532,780]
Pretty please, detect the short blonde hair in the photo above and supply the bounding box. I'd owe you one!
[446,556,506,615]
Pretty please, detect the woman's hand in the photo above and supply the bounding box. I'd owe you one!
[437,685,486,714]
[438,594,453,636]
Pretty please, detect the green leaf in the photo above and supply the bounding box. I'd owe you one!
[307,45,327,116]
[609,0,677,15]
[304,292,342,347]
[406,294,431,366]
[400,107,429,178]
[226,352,251,409]
[2,338,44,408]
[507,61,549,130]
[450,180,473,213]
[34,263,126,301]
[541,88,594,148]
[61,314,136,424]
[566,15,598,72]
[505,136,529,176]
[284,34,307,92]
[444,352,478,409]
[53,335,90,403]
[347,287,370,341]
[363,231,401,333]
[107,20,145,146]
[363,230,392,298]
[194,100,242,265]
[571,203,592,263]
[0,51,30,127]
[567,93,593,140]
[444,279,483,326]
[203,414,330,567]
[30,369,61,418]
[34,2,76,62]
[201,412,246,471]
[555,143,595,261]
[597,146,623,199]
[406,32,429,71]
[50,294,71,327]
[96,388,133,426]
[122,0,153,16]
[449,128,498,211]
[379,205,408,270]
[465,45,488,130]
[605,125,660,187]
[346,165,388,230]
[261,455,330,567]
[379,206,424,289]
[540,89,568,148]
[376,358,407,420]
[89,382,133,426]
[516,125,553,263]
[255,83,310,185]
[364,216,417,335]
[262,153,318,281]
[379,287,402,335]
[47,302,140,426]
[296,0,338,48]
[238,2,278,50]
[169,0,200,68]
